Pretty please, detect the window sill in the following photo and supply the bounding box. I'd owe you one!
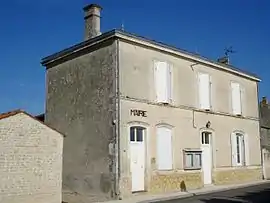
[183,167,202,171]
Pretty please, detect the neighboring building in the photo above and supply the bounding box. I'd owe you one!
[260,97,270,179]
[41,4,262,202]
[0,110,63,203]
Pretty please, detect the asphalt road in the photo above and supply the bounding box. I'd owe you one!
[155,183,270,203]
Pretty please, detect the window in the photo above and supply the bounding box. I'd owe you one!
[154,61,172,104]
[231,132,248,166]
[183,149,202,170]
[201,132,211,144]
[130,126,144,142]
[198,73,211,110]
[231,82,242,115]
[156,126,173,170]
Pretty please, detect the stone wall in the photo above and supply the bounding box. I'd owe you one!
[45,40,117,202]
[213,167,262,185]
[149,172,203,193]
[0,113,63,203]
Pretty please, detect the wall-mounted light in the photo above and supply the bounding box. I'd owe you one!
[206,121,211,128]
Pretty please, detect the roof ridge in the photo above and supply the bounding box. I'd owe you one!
[0,109,65,137]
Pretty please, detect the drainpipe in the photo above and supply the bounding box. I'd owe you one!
[257,82,264,179]
[114,39,121,199]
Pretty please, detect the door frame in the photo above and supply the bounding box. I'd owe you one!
[127,121,150,193]
[199,128,215,185]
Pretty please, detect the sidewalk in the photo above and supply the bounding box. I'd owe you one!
[99,180,270,203]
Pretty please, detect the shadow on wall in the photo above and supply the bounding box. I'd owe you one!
[200,188,270,203]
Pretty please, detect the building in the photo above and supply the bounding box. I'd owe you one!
[0,110,63,203]
[260,97,270,179]
[41,4,262,202]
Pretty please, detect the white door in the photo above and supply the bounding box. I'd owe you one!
[201,132,212,185]
[130,126,145,192]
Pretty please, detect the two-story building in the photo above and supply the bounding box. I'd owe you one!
[41,4,262,203]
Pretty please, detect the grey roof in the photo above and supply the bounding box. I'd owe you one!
[41,29,260,80]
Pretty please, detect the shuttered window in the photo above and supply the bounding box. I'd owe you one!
[231,82,242,115]
[154,61,172,104]
[156,126,173,170]
[231,132,248,166]
[198,73,211,110]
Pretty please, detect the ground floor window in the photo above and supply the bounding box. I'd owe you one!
[156,126,173,170]
[183,149,202,170]
[231,132,247,166]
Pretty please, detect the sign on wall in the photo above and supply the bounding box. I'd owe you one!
[130,109,147,117]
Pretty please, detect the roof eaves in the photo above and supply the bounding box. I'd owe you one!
[114,29,260,81]
[41,28,260,81]
[41,29,117,66]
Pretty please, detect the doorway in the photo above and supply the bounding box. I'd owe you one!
[129,126,145,192]
[201,131,212,185]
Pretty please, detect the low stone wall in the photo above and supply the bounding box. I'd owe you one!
[213,166,262,185]
[149,171,203,193]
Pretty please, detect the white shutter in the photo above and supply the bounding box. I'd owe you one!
[156,127,173,170]
[244,134,249,166]
[155,61,170,103]
[231,133,237,166]
[231,82,242,115]
[198,73,210,110]
[167,64,172,102]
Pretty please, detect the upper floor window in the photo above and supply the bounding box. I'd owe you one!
[231,82,243,115]
[154,61,172,104]
[198,73,211,110]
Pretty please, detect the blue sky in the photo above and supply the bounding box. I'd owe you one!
[0,0,269,115]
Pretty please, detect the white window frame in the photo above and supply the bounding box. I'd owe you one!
[198,72,212,110]
[183,149,202,170]
[154,61,172,104]
[231,132,249,167]
[156,125,173,170]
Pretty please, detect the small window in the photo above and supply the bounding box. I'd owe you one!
[136,128,143,141]
[130,127,135,141]
[130,126,144,142]
[183,149,202,170]
[202,132,211,144]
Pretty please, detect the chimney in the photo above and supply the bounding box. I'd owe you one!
[261,96,268,106]
[83,4,102,40]
[217,56,229,65]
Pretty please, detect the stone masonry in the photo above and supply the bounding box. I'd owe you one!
[0,111,63,203]
[44,40,117,203]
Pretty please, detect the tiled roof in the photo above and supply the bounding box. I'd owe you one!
[0,109,22,120]
[0,110,65,137]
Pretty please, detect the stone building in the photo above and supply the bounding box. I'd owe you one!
[0,110,63,203]
[260,97,270,179]
[41,4,262,202]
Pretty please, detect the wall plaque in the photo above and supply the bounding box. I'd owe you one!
[130,109,147,117]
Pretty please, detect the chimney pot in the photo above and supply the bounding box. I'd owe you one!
[217,56,229,65]
[262,97,268,106]
[83,4,102,40]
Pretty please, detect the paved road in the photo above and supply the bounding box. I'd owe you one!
[155,183,270,203]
